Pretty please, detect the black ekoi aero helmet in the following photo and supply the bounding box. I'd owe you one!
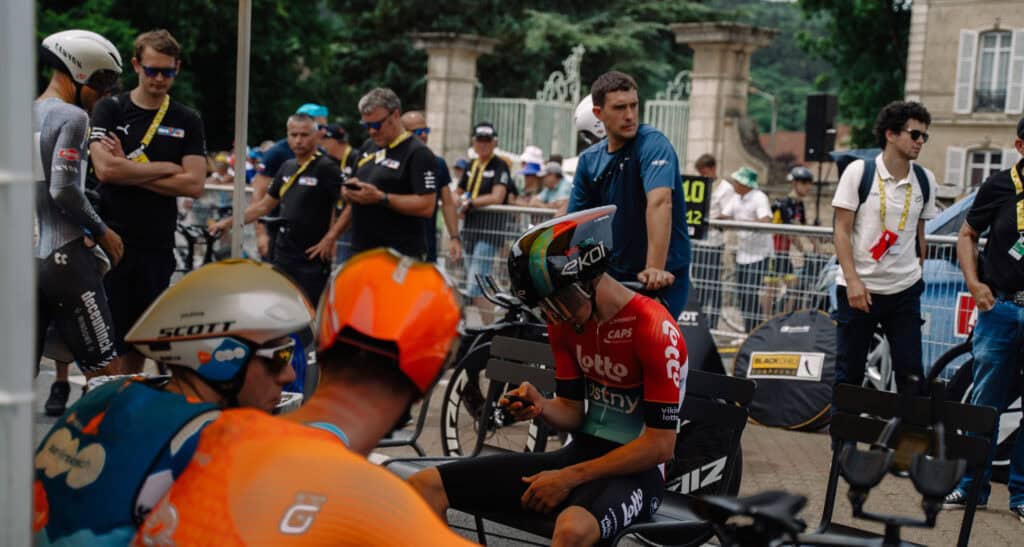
[508,205,615,311]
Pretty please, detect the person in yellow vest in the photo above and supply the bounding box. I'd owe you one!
[87,29,207,375]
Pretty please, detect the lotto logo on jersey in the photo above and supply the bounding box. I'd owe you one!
[662,320,683,388]
[575,345,628,382]
[57,148,80,162]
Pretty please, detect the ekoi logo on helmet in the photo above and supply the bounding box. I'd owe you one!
[561,242,607,276]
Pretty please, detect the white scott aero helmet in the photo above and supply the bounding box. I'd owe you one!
[574,94,606,146]
[41,29,123,93]
[126,260,315,386]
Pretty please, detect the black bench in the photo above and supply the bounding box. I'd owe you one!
[816,383,998,547]
[386,335,756,546]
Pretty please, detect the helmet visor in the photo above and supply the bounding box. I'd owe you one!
[538,283,591,324]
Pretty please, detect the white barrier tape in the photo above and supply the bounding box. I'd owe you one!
[0,390,34,406]
[0,169,34,186]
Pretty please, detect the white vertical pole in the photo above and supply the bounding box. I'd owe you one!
[0,0,36,544]
[231,0,252,258]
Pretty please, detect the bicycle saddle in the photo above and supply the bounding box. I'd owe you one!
[694,490,808,536]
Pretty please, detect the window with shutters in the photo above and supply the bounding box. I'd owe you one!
[967,149,1002,187]
[975,31,1013,112]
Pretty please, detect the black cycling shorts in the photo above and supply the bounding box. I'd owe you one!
[438,434,665,543]
[36,238,117,372]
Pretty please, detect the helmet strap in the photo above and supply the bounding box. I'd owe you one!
[72,81,85,109]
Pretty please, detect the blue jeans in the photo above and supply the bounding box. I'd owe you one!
[833,279,925,396]
[955,298,1024,507]
[465,239,497,298]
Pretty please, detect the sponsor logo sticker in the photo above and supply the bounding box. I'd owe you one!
[747,351,825,381]
[156,125,186,138]
[57,148,80,162]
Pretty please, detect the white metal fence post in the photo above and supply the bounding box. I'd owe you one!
[231,0,252,258]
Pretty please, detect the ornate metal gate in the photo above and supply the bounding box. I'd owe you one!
[644,70,691,169]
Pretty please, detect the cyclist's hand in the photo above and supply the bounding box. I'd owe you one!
[101,134,126,158]
[499,382,543,422]
[638,267,675,291]
[968,281,995,311]
[97,228,124,267]
[521,469,578,513]
[845,277,872,312]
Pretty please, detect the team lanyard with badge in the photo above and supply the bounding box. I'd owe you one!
[278,152,322,199]
[126,95,170,163]
[869,171,914,261]
[357,131,412,170]
[1008,164,1024,261]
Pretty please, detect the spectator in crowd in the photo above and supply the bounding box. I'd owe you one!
[210,114,341,302]
[321,123,359,178]
[516,144,545,203]
[531,160,572,214]
[88,29,206,375]
[831,101,937,396]
[459,122,513,319]
[401,110,462,262]
[342,88,436,258]
[252,103,329,258]
[765,165,814,312]
[719,167,772,332]
[697,153,731,326]
[945,117,1024,516]
[569,72,692,318]
[452,158,468,182]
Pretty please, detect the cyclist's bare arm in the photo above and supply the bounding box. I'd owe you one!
[562,426,676,484]
[139,154,205,198]
[88,141,182,185]
[213,194,280,233]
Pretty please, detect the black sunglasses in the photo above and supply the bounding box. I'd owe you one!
[903,129,929,143]
[360,110,393,131]
[141,65,177,79]
[412,127,431,136]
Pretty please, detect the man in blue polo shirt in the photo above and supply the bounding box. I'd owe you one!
[569,71,691,318]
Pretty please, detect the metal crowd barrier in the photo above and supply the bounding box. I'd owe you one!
[184,190,971,370]
[698,219,970,371]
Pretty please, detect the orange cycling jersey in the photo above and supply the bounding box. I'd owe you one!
[133,408,476,546]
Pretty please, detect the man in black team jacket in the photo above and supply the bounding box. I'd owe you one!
[340,88,437,259]
[88,29,206,375]
[211,114,341,303]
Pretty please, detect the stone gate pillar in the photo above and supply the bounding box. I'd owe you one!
[411,33,499,163]
[670,22,777,179]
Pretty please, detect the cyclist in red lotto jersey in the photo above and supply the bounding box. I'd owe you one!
[410,206,687,546]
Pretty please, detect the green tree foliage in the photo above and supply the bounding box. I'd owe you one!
[797,0,913,147]
[711,0,833,136]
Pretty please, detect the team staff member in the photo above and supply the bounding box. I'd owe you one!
[944,118,1024,518]
[321,123,359,177]
[401,110,462,262]
[342,88,437,258]
[252,103,329,258]
[133,250,474,546]
[831,101,938,396]
[570,72,691,319]
[211,114,341,303]
[459,122,512,315]
[88,29,206,375]
[410,207,686,547]
[35,261,311,546]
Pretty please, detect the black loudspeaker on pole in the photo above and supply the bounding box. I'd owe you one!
[805,94,837,162]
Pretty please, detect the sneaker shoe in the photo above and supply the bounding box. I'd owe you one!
[1012,505,1024,523]
[44,381,70,417]
[943,490,985,510]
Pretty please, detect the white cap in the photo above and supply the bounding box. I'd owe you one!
[520,145,545,166]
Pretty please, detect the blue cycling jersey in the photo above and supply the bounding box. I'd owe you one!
[569,124,690,278]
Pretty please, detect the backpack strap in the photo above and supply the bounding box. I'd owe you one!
[856,158,876,211]
[911,163,930,205]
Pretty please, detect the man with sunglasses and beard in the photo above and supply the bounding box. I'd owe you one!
[87,29,207,376]
[410,206,687,547]
[340,88,437,259]
[831,101,938,399]
[34,260,312,546]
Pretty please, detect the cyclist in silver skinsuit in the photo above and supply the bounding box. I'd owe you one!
[34,30,125,414]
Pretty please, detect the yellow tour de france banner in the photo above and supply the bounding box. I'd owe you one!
[680,174,711,240]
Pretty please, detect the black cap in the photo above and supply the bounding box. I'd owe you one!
[473,122,497,139]
[323,124,347,142]
[1018,116,1024,140]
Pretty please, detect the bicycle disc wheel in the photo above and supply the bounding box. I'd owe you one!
[439,340,553,456]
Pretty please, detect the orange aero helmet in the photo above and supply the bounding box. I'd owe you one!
[317,248,460,395]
